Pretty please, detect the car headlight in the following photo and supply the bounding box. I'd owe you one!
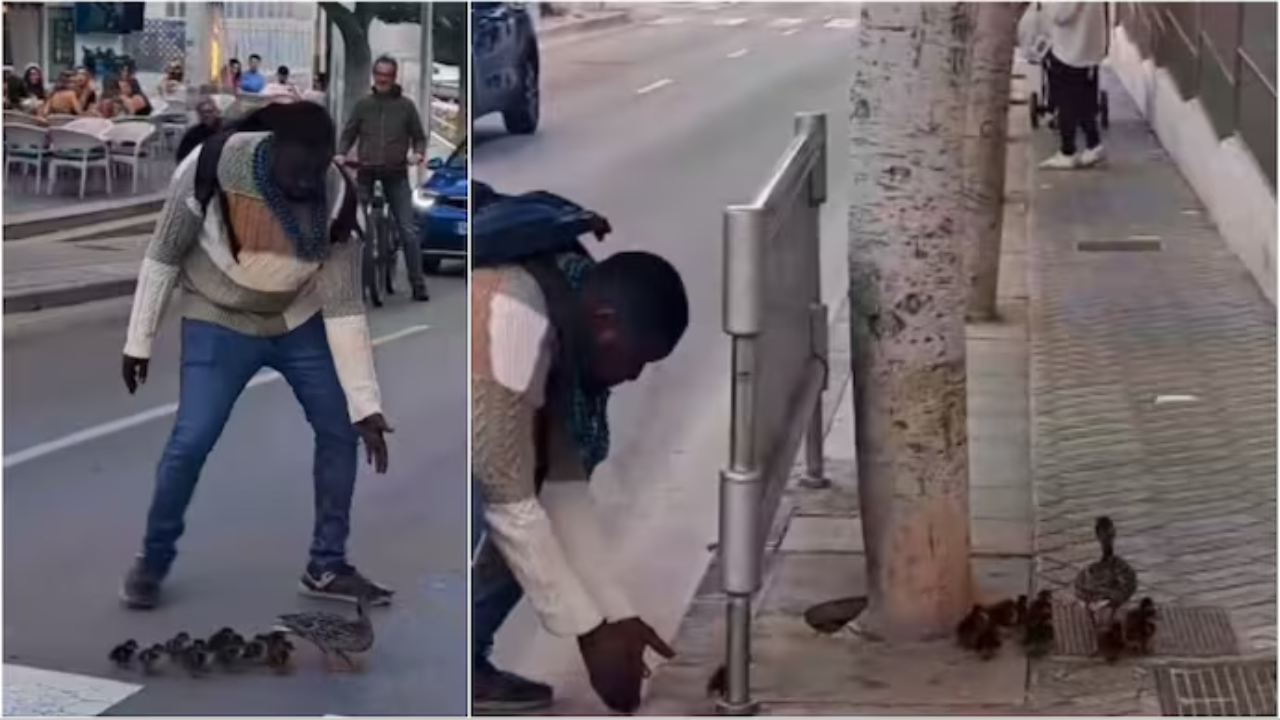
[412,188,437,211]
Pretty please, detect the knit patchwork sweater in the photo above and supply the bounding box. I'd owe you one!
[123,132,382,423]
[472,265,634,637]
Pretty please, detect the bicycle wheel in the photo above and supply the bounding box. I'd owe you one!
[377,213,396,297]
[363,219,382,308]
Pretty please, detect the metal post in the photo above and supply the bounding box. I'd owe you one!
[719,205,765,716]
[419,3,435,147]
[800,302,830,489]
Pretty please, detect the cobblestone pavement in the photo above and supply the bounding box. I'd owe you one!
[1027,71,1277,654]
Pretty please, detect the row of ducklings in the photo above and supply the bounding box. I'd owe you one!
[956,590,1055,660]
[109,628,295,677]
[956,591,1159,662]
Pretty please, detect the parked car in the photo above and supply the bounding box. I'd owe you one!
[413,140,467,272]
[472,2,540,134]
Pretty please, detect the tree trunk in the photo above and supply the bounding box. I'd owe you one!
[963,3,1020,321]
[320,2,374,125]
[455,56,468,144]
[847,2,975,642]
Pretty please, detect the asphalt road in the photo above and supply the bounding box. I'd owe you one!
[473,3,857,712]
[2,272,469,716]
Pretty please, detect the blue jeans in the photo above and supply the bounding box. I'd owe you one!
[140,316,359,578]
[471,477,525,671]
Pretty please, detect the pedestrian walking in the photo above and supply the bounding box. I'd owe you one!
[337,55,431,302]
[1038,2,1109,169]
[119,100,395,611]
[470,194,689,713]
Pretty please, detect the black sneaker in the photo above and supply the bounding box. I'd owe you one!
[472,663,554,714]
[120,557,163,610]
[299,563,394,606]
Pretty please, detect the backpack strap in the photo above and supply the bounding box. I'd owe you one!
[193,130,243,261]
[522,253,592,486]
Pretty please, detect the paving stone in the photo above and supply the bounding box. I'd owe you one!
[1026,71,1276,653]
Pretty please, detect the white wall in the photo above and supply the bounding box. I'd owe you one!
[1109,25,1278,305]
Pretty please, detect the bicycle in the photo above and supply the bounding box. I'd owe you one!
[342,160,403,308]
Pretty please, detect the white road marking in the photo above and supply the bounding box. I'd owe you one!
[727,48,749,58]
[770,18,804,27]
[1154,394,1200,405]
[2,324,432,470]
[3,664,143,717]
[825,18,860,29]
[782,28,801,36]
[713,17,748,26]
[648,17,684,25]
[636,78,674,95]
[1127,234,1163,241]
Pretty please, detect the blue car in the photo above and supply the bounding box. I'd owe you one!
[414,141,467,273]
[472,2,540,134]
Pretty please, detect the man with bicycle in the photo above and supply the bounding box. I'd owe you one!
[337,55,431,302]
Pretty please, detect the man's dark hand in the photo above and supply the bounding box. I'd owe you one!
[122,355,149,395]
[354,413,394,473]
[577,618,676,713]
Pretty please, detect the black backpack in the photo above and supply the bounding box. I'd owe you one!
[192,123,362,261]
[472,181,613,483]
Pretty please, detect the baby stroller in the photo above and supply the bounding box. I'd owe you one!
[1029,58,1110,131]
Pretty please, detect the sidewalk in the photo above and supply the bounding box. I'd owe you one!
[3,235,144,314]
[533,4,632,40]
[641,67,1275,716]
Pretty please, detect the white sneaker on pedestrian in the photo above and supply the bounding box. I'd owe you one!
[1079,145,1106,167]
[1039,152,1080,170]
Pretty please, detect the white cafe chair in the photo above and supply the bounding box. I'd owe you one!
[105,121,156,193]
[64,117,113,138]
[3,122,49,191]
[46,127,112,199]
[44,113,78,127]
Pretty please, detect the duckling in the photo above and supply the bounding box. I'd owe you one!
[956,604,989,650]
[265,639,293,674]
[1074,516,1138,624]
[706,664,727,698]
[1022,590,1055,658]
[207,627,236,651]
[138,644,164,675]
[1124,597,1157,655]
[164,631,191,660]
[987,596,1026,629]
[1097,619,1126,663]
[974,615,1002,660]
[109,639,138,668]
[275,592,374,671]
[241,638,268,664]
[214,636,244,670]
[181,640,210,677]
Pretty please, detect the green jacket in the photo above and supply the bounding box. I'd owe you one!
[338,84,427,169]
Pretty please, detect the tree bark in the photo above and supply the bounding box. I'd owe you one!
[963,2,1020,321]
[847,2,975,642]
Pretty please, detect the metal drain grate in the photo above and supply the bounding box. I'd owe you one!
[1053,603,1240,657]
[1076,239,1164,252]
[1155,661,1277,716]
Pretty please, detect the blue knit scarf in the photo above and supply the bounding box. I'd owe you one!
[556,253,611,476]
[253,138,331,262]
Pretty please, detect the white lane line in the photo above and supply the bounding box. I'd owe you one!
[727,48,749,59]
[3,664,143,717]
[1154,394,1200,405]
[2,324,432,470]
[770,18,804,27]
[648,17,684,25]
[825,18,859,30]
[713,17,748,26]
[635,78,674,95]
[782,28,801,36]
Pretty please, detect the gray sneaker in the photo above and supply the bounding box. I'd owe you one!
[299,562,394,606]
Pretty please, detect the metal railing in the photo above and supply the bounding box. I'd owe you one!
[717,112,830,715]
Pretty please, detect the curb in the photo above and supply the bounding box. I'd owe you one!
[538,11,632,40]
[4,278,137,314]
